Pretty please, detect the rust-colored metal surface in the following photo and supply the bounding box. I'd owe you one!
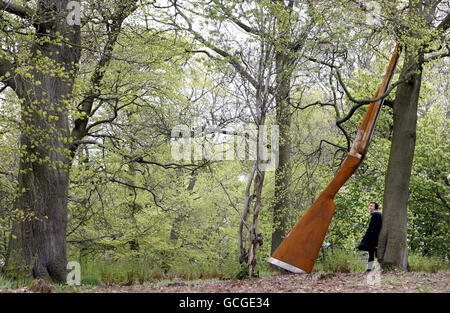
[269,43,401,274]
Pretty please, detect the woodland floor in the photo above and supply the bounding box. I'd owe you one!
[5,271,449,293]
[74,271,449,293]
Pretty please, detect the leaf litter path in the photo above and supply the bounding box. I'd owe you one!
[82,272,449,293]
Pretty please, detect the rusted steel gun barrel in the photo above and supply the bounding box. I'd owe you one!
[269,43,400,273]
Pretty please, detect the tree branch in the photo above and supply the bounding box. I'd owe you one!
[319,139,347,153]
[0,58,17,89]
[85,95,139,133]
[0,0,34,19]
[304,54,405,105]
[214,1,262,37]
[108,178,168,212]
[173,2,263,91]
[424,44,450,62]
[69,1,138,157]
[131,156,210,171]
[208,164,249,232]
[436,12,450,31]
[67,234,121,244]
[290,100,335,110]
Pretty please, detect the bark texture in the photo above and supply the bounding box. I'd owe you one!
[376,0,445,270]
[4,0,81,282]
[270,47,295,254]
[2,0,137,283]
[377,47,423,270]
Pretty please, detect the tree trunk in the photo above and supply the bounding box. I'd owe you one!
[4,0,81,282]
[170,170,197,241]
[377,46,423,270]
[238,162,257,264]
[248,169,264,277]
[270,53,292,255]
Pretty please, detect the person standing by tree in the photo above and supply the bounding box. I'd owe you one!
[358,201,382,273]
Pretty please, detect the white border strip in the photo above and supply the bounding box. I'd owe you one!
[268,257,307,274]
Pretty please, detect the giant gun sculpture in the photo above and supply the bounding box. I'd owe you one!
[268,43,401,273]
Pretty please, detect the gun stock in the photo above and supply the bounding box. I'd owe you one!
[269,43,400,273]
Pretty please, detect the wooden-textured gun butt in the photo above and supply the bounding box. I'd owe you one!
[269,155,362,273]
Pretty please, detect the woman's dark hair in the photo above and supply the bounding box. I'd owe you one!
[370,201,379,210]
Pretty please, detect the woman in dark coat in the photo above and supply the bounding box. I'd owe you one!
[358,201,382,272]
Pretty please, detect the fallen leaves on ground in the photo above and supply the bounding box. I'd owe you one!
[78,271,449,293]
[5,271,448,293]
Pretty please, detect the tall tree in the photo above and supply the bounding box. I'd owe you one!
[0,0,137,282]
[377,0,449,269]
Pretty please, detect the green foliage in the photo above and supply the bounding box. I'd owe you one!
[314,249,365,273]
[81,275,103,286]
[314,250,450,274]
[80,258,159,285]
[1,256,34,284]
[0,272,32,291]
[78,256,241,285]
[408,101,449,258]
[408,253,450,273]
[0,274,12,292]
[234,263,251,280]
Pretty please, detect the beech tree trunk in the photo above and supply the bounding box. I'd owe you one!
[377,46,423,270]
[3,0,81,282]
[2,0,136,283]
[270,52,293,255]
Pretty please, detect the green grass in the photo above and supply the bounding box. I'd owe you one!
[52,284,81,293]
[80,259,157,285]
[312,250,450,274]
[78,251,369,285]
[78,257,244,285]
[417,285,433,293]
[313,249,366,273]
[0,273,12,292]
[408,253,450,273]
[0,273,34,292]
[3,251,447,291]
[81,274,103,285]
